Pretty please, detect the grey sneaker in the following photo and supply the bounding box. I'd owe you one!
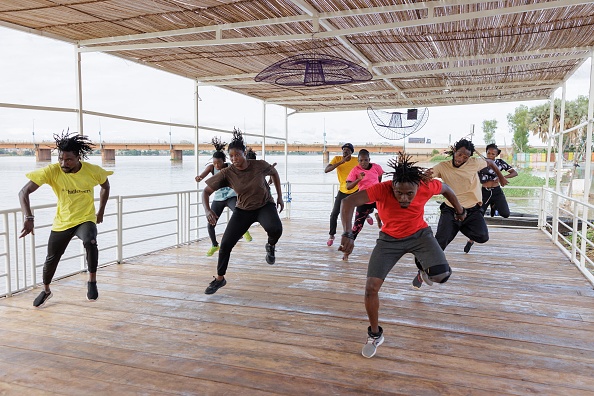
[33,290,52,308]
[412,271,423,289]
[87,281,98,301]
[265,243,276,265]
[420,270,434,286]
[362,326,384,358]
[205,277,226,295]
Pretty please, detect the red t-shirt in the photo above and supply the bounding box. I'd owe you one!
[366,179,442,239]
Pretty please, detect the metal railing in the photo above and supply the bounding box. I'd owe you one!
[2,181,593,298]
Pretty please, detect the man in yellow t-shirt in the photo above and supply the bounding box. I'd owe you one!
[19,133,113,308]
[324,143,358,246]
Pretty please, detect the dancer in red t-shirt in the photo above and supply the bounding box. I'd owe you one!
[339,154,465,358]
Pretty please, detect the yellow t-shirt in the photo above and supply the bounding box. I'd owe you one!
[432,157,487,208]
[26,162,113,231]
[330,156,359,194]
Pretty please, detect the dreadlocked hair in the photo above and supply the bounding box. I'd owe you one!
[54,131,94,160]
[211,136,227,161]
[444,138,475,157]
[228,127,246,153]
[245,147,257,160]
[386,153,431,186]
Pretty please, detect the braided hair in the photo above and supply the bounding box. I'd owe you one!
[54,131,94,160]
[211,136,227,161]
[228,127,246,153]
[245,147,257,160]
[386,153,432,186]
[444,138,475,157]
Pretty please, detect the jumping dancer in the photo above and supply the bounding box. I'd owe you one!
[464,143,517,253]
[202,128,284,295]
[342,149,384,260]
[413,138,507,288]
[339,154,465,358]
[324,143,358,247]
[19,132,112,307]
[195,137,252,257]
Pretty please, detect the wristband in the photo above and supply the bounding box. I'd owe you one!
[342,231,355,240]
[25,215,35,221]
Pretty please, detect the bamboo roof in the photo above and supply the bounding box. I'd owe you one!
[1,0,592,113]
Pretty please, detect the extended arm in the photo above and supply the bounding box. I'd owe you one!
[202,186,217,226]
[195,164,214,182]
[441,183,467,221]
[96,179,110,224]
[269,167,284,213]
[338,190,371,254]
[18,180,40,238]
[485,159,509,186]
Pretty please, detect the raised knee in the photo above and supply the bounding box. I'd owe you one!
[83,239,97,248]
[426,264,452,284]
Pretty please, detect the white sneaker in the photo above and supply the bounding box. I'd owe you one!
[362,326,384,358]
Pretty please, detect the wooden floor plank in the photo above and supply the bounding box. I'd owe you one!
[1,220,594,395]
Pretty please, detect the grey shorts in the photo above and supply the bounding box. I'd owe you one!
[367,227,448,280]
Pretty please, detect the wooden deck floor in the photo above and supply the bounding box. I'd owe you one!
[1,219,594,395]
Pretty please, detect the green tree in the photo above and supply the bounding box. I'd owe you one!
[528,95,589,147]
[508,105,530,152]
[482,119,497,145]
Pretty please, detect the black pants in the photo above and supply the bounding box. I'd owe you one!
[480,186,510,218]
[329,191,353,236]
[43,221,98,285]
[208,197,237,246]
[217,202,283,276]
[435,203,489,250]
[352,202,376,239]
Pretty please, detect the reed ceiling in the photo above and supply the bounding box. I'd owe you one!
[1,0,592,113]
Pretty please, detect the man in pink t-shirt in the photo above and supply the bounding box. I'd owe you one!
[342,149,384,260]
[338,154,465,359]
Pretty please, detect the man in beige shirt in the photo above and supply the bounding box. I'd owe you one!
[412,138,507,289]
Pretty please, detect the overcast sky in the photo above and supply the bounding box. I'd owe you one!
[0,25,591,148]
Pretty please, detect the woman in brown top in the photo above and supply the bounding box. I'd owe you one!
[202,128,284,295]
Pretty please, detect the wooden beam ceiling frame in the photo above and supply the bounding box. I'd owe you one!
[0,19,76,43]
[194,47,587,85]
[264,80,563,104]
[268,86,553,107]
[287,0,405,98]
[294,94,550,113]
[373,47,594,68]
[77,0,589,53]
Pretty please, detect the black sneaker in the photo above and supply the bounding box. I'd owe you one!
[205,277,226,295]
[412,271,423,289]
[265,243,276,265]
[464,241,474,253]
[87,281,98,301]
[33,290,52,308]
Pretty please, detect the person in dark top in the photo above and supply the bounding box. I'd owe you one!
[202,128,284,294]
[464,143,518,253]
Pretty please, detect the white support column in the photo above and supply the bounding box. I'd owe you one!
[542,91,555,229]
[74,46,84,136]
[194,80,200,240]
[261,102,266,161]
[284,106,288,183]
[553,83,567,239]
[579,50,594,266]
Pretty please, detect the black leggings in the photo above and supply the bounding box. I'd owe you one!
[217,202,283,276]
[435,203,489,250]
[208,197,237,246]
[352,202,376,239]
[43,221,98,285]
[329,191,353,236]
[480,186,510,218]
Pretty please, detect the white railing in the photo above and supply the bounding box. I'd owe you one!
[2,182,592,298]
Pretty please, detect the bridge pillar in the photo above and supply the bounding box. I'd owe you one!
[102,149,115,162]
[323,150,329,166]
[35,148,51,162]
[170,149,182,161]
